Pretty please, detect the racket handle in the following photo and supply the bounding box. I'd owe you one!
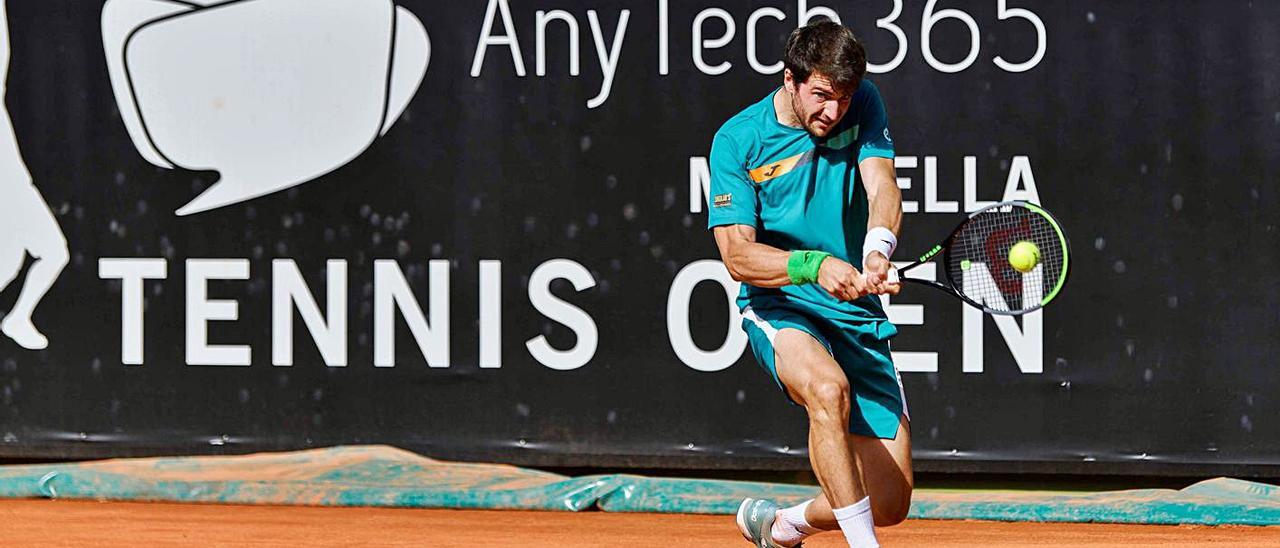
[887,267,901,284]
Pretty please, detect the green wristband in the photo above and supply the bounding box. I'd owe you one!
[787,250,831,285]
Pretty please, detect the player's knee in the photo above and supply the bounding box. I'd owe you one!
[872,489,912,527]
[38,238,70,267]
[804,378,850,417]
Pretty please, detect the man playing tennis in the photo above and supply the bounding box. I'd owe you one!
[709,22,909,548]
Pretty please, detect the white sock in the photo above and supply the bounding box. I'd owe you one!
[770,499,823,547]
[833,497,878,548]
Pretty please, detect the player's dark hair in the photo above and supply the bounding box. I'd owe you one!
[783,21,867,92]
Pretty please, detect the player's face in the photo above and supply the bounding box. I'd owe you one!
[786,71,854,138]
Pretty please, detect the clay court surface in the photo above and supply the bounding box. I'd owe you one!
[2,500,1277,547]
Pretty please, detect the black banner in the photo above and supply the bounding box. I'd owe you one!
[0,0,1276,476]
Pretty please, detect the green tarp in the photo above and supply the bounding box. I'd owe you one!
[0,446,1276,526]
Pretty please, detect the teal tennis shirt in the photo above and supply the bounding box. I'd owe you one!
[708,80,895,322]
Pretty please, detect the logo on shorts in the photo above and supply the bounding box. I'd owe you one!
[713,193,733,208]
[884,127,893,143]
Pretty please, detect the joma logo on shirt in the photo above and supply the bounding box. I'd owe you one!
[748,152,807,183]
[713,193,733,208]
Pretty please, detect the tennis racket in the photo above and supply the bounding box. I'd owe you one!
[886,201,1070,316]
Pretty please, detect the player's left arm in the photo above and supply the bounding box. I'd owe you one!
[854,80,902,295]
[859,157,902,295]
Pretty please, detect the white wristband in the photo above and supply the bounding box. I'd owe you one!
[863,227,897,263]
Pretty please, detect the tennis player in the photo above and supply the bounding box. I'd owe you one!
[709,22,910,548]
[0,2,68,350]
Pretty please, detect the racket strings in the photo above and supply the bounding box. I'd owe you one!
[945,205,1065,313]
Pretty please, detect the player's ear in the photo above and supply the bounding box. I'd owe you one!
[783,69,795,92]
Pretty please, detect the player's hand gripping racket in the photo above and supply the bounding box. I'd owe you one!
[886,201,1070,315]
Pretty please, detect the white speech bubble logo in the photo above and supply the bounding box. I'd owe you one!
[103,0,430,216]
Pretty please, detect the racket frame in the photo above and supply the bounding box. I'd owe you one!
[893,200,1071,316]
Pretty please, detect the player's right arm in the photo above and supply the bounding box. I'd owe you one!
[713,224,869,301]
[708,131,868,301]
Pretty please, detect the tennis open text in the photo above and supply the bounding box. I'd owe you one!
[97,258,597,371]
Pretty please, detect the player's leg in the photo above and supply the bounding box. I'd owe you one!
[855,416,912,525]
[772,319,908,545]
[0,214,25,334]
[802,417,913,527]
[772,329,884,546]
[1,185,68,350]
[0,237,21,294]
[736,307,864,547]
[773,328,867,509]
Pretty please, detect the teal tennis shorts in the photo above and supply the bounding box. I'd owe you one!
[740,300,907,439]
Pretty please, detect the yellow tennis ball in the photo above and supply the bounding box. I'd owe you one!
[1009,241,1041,273]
